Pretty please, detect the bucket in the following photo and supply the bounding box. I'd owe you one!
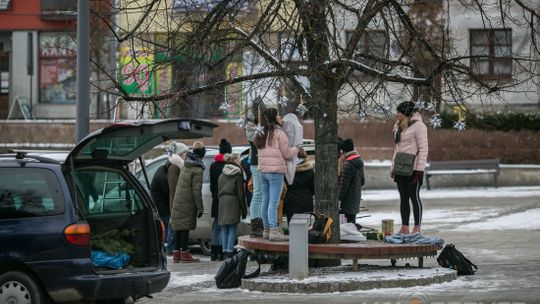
[381,219,394,236]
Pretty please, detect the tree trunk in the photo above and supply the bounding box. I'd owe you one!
[312,74,340,244]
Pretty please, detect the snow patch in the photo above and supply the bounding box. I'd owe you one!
[166,273,214,289]
[456,208,540,230]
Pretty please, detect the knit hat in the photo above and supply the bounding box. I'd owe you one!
[219,138,232,154]
[173,142,189,155]
[396,101,417,117]
[192,141,206,158]
[341,138,354,153]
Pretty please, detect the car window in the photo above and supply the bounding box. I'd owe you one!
[0,168,65,219]
[74,169,145,215]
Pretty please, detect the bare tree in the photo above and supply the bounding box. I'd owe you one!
[92,0,539,241]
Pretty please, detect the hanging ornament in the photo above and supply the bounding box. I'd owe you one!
[357,110,367,122]
[414,99,425,110]
[296,104,308,116]
[453,120,467,132]
[254,124,265,137]
[218,101,229,113]
[278,96,288,107]
[373,104,391,115]
[235,118,247,129]
[295,95,307,116]
[430,114,442,129]
[424,102,435,112]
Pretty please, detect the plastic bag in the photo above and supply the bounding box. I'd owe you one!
[91,250,130,270]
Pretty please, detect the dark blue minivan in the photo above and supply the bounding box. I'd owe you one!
[0,119,216,303]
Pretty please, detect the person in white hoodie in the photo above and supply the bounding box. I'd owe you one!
[218,153,247,258]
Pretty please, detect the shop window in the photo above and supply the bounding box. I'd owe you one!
[470,29,512,79]
[39,32,76,104]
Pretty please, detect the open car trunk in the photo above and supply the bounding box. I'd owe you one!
[73,166,161,273]
[63,119,216,273]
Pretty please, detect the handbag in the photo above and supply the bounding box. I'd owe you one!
[393,152,416,176]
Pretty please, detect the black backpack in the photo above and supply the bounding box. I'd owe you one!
[215,249,261,289]
[437,244,478,275]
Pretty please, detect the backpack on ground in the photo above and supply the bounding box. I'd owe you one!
[215,248,261,289]
[308,213,333,244]
[437,244,478,275]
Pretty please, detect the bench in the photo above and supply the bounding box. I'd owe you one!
[425,159,500,190]
[237,236,439,272]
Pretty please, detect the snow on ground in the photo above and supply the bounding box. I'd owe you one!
[363,186,540,201]
[456,208,540,230]
[359,187,540,231]
[166,273,214,289]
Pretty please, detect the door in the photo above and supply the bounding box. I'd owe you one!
[0,52,9,119]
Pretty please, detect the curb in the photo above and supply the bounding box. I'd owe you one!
[241,266,457,293]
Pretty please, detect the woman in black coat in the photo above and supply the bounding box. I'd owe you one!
[283,147,315,223]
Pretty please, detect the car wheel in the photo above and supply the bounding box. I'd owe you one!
[198,239,211,256]
[0,271,47,304]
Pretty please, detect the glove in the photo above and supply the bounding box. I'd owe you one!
[197,211,203,218]
[412,170,424,185]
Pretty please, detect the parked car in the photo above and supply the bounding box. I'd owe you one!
[0,119,217,303]
[135,145,252,255]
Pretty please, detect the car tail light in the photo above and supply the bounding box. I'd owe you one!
[64,223,91,246]
[160,219,166,243]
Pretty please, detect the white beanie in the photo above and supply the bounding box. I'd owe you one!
[173,142,189,155]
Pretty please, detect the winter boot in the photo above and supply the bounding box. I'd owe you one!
[210,245,220,261]
[218,245,224,261]
[172,250,181,263]
[269,227,289,242]
[398,225,410,235]
[250,218,264,238]
[411,225,421,234]
[179,250,200,263]
[263,227,270,239]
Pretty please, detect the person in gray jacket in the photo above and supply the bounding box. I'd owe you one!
[218,153,248,258]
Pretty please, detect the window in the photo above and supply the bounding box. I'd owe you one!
[0,168,65,219]
[0,52,8,94]
[74,170,145,215]
[346,30,388,69]
[41,0,77,19]
[470,29,512,79]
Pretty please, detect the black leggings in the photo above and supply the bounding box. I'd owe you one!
[174,230,190,251]
[395,175,423,226]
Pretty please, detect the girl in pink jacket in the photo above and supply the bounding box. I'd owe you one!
[255,108,298,241]
[392,101,429,235]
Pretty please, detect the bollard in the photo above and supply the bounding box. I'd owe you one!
[289,213,310,280]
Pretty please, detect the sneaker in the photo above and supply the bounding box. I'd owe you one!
[263,227,270,239]
[411,225,421,234]
[398,225,410,235]
[269,227,289,242]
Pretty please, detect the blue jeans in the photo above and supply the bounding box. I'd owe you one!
[211,219,221,246]
[259,172,284,228]
[161,215,174,254]
[220,224,238,253]
[250,165,262,219]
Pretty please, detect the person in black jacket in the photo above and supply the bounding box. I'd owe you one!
[338,138,365,223]
[283,147,315,223]
[150,164,172,255]
[209,138,232,261]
